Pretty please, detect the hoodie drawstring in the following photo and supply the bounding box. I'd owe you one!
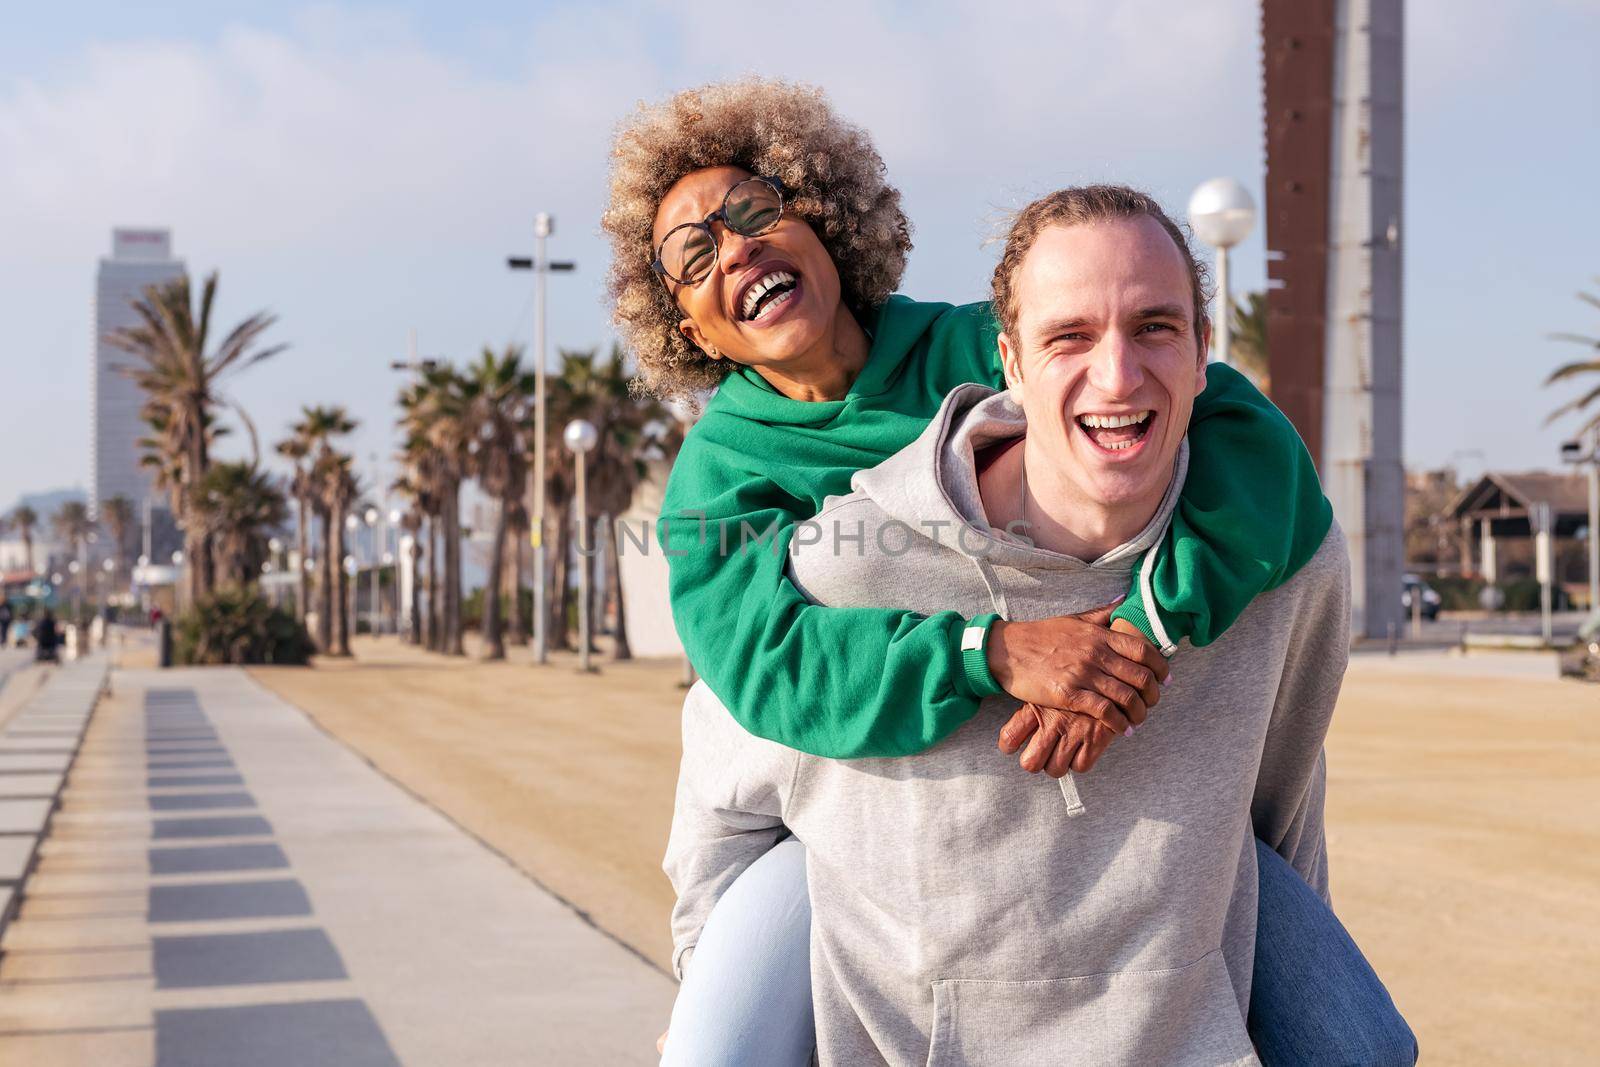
[968,554,1011,622]
[966,553,1086,817]
[1137,541,1179,658]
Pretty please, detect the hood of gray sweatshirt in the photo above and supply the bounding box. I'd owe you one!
[666,384,1351,1067]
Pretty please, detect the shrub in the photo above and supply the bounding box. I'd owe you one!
[1430,576,1486,612]
[460,587,533,633]
[1499,578,1570,613]
[173,586,316,666]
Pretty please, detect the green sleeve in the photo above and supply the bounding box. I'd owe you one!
[660,458,1003,760]
[1112,363,1333,650]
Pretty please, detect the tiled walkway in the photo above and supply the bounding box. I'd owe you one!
[0,668,674,1065]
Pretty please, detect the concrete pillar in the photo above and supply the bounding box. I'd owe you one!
[1322,0,1405,639]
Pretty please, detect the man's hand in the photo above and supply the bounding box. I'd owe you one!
[998,703,1119,777]
[986,602,1169,735]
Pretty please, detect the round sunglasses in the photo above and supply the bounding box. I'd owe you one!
[652,177,788,288]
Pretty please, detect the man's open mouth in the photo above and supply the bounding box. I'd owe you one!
[1075,410,1155,454]
[741,270,800,322]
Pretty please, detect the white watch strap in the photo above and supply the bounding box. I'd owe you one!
[960,624,987,652]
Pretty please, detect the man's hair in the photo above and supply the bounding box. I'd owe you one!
[990,185,1213,344]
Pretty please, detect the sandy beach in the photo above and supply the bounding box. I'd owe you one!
[250,639,1600,1066]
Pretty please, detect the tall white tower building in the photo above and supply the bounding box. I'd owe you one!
[91,228,186,520]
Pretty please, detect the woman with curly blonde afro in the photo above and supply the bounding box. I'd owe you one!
[610,81,1388,1066]
[605,80,910,399]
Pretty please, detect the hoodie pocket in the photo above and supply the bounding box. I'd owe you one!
[925,949,1257,1067]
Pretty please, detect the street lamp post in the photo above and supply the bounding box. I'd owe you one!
[1187,178,1258,366]
[1533,502,1555,645]
[68,558,83,625]
[365,506,381,636]
[1561,427,1600,612]
[389,507,404,636]
[100,557,115,644]
[343,551,358,646]
[1589,429,1599,614]
[564,419,599,674]
[509,216,576,666]
[84,533,98,644]
[345,514,360,645]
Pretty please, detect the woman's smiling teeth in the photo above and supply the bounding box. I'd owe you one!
[742,270,798,321]
[1076,410,1154,452]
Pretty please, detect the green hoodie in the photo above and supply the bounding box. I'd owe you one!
[659,296,1332,758]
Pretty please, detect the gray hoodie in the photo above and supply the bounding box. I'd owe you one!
[665,385,1350,1067]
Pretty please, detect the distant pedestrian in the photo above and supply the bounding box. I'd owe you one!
[0,600,11,647]
[33,608,59,663]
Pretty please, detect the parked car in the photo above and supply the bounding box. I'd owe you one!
[1402,574,1442,621]
[1558,610,1600,682]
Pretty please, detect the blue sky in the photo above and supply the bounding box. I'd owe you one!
[2,0,1597,513]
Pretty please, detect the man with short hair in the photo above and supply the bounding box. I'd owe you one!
[666,187,1400,1065]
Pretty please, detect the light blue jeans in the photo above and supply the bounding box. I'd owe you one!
[660,837,814,1067]
[662,835,1415,1066]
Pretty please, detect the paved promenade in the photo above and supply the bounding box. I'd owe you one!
[0,648,30,693]
[0,665,674,1066]
[261,638,1600,1066]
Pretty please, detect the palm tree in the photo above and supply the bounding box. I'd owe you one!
[540,361,581,653]
[52,501,95,618]
[191,462,288,588]
[426,490,443,650]
[101,495,136,591]
[407,511,427,646]
[294,406,358,653]
[108,272,285,603]
[395,435,444,651]
[544,345,680,659]
[398,366,471,656]
[1229,291,1270,393]
[592,350,680,660]
[9,506,38,573]
[506,500,530,646]
[316,450,359,656]
[390,485,427,645]
[132,402,190,563]
[1545,280,1600,435]
[275,433,313,623]
[465,346,534,661]
[436,374,473,659]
